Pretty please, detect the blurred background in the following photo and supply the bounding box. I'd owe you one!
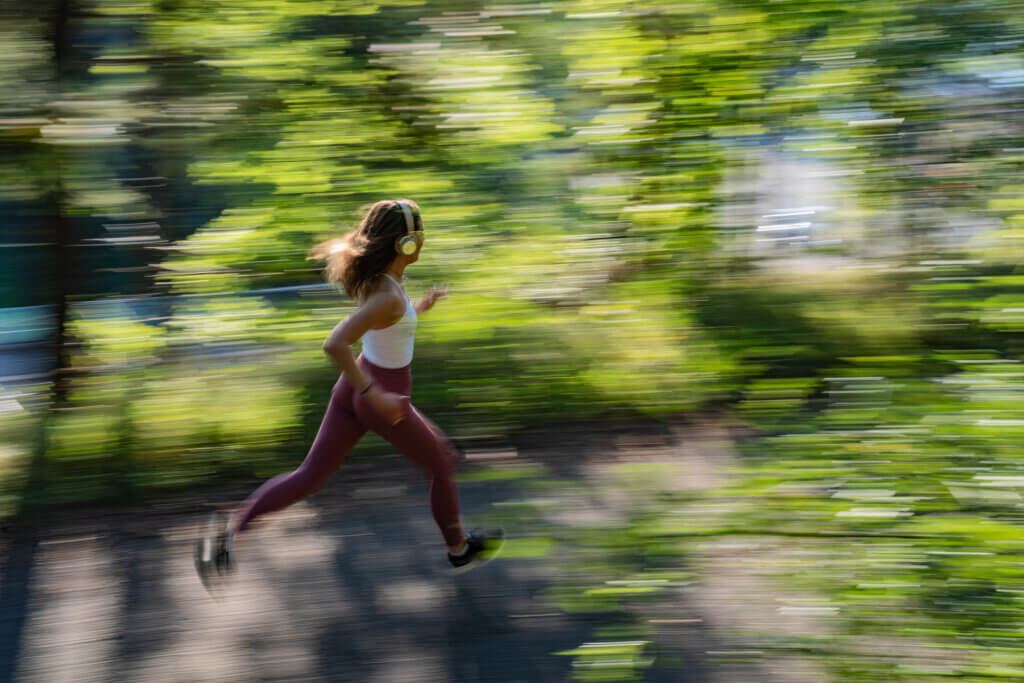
[4,0,1024,680]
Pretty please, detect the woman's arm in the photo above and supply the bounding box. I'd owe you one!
[322,290,402,388]
[322,290,408,424]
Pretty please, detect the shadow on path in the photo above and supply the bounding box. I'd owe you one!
[0,535,37,683]
[0,419,792,682]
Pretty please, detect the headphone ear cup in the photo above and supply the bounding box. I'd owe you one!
[398,235,418,256]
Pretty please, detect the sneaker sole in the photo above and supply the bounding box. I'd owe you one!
[449,527,506,576]
[195,511,225,594]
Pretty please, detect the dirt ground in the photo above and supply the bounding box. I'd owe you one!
[0,417,832,682]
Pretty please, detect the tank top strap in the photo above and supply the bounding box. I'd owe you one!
[381,272,410,302]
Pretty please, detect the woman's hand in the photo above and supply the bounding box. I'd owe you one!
[366,387,408,426]
[416,283,448,314]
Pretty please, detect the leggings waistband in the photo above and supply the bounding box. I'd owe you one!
[358,354,411,377]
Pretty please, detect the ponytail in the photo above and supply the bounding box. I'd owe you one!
[309,230,368,299]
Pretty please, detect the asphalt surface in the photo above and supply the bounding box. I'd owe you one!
[0,421,825,682]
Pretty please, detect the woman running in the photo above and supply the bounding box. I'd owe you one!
[195,198,503,585]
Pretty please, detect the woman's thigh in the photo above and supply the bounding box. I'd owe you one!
[354,393,455,474]
[389,404,457,473]
[303,378,367,474]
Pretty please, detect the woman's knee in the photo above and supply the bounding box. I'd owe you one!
[293,464,331,496]
[431,442,459,479]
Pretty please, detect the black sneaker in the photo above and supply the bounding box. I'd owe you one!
[448,527,506,574]
[195,511,234,591]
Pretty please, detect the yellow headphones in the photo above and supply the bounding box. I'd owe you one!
[394,200,422,256]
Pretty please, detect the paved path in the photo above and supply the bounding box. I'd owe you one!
[0,420,825,682]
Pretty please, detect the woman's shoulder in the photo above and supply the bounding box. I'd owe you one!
[358,277,406,320]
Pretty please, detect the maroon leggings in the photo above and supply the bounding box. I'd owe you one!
[233,355,464,547]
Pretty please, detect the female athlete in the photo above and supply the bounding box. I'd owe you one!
[195,199,503,585]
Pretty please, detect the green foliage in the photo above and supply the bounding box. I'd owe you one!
[4,0,1024,678]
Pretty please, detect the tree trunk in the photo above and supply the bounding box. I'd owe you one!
[50,0,75,406]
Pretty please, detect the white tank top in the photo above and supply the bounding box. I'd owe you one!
[361,273,417,368]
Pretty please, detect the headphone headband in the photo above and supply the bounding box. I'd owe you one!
[394,200,416,235]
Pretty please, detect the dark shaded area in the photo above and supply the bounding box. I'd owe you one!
[0,539,38,683]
